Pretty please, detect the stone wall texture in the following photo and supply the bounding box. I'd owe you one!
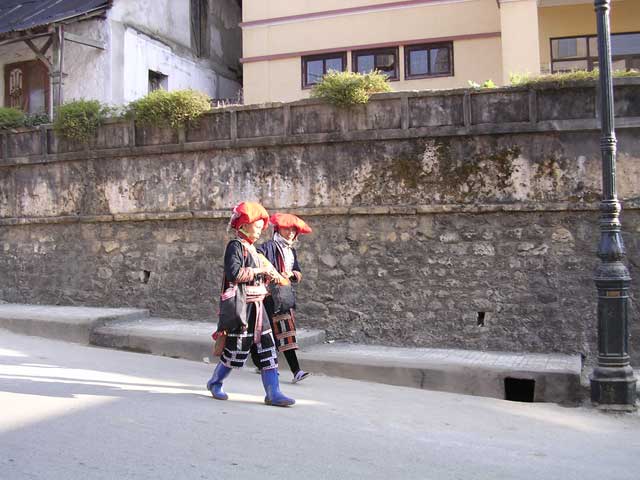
[1,79,640,364]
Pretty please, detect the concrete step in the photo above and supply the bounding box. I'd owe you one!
[299,343,583,404]
[0,304,150,344]
[90,316,326,363]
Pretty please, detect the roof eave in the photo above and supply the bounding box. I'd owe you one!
[0,4,110,39]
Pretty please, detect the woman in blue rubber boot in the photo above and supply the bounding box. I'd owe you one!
[206,201,295,407]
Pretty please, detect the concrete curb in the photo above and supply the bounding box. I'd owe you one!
[90,317,326,363]
[299,345,583,404]
[0,304,150,344]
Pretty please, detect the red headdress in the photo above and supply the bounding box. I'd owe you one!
[269,213,312,235]
[229,202,269,230]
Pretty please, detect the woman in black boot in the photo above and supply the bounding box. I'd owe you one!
[253,212,312,383]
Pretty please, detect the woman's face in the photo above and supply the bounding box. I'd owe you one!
[242,219,265,242]
[279,226,298,242]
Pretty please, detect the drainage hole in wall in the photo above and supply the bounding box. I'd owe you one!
[142,270,151,284]
[504,377,535,402]
[477,312,486,327]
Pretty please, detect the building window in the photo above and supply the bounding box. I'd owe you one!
[302,52,347,88]
[3,60,49,114]
[191,0,209,58]
[551,32,640,73]
[404,42,453,79]
[148,70,168,92]
[352,48,399,80]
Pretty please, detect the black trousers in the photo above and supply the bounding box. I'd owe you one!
[251,345,300,374]
[222,303,278,370]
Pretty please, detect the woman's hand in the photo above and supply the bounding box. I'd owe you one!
[252,266,269,276]
[253,266,280,281]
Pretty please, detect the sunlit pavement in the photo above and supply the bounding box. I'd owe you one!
[1,329,639,480]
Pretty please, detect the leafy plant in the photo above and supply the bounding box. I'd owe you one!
[468,79,498,89]
[0,107,26,129]
[54,99,111,142]
[23,112,51,128]
[128,89,212,129]
[310,70,392,107]
[510,69,640,87]
[0,109,52,130]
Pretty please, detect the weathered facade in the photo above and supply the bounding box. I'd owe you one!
[1,80,640,364]
[0,0,242,116]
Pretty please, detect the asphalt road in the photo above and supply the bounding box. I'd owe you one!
[1,330,639,480]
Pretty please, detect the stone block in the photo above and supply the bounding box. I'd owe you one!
[47,130,86,154]
[409,95,464,127]
[614,85,640,118]
[94,122,130,149]
[348,99,402,131]
[537,87,596,121]
[48,121,130,154]
[6,130,42,157]
[135,124,179,146]
[439,232,460,243]
[290,103,339,135]
[186,112,231,142]
[472,243,495,256]
[319,254,337,268]
[236,107,285,138]
[471,91,529,124]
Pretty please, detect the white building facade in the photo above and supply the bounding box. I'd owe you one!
[0,0,242,116]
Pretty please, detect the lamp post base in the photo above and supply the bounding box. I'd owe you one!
[590,366,638,411]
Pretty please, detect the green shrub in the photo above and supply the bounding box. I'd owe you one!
[54,99,111,142]
[128,89,212,129]
[510,69,640,87]
[310,70,392,107]
[0,107,26,129]
[468,79,497,89]
[23,113,51,128]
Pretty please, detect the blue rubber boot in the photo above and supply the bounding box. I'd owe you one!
[261,368,295,407]
[206,363,232,400]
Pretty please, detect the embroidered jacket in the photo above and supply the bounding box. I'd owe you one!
[223,239,262,288]
[257,239,302,283]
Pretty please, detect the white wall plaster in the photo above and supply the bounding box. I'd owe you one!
[122,27,220,102]
[0,0,241,109]
[109,0,192,50]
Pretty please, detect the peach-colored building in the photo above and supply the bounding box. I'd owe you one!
[241,0,640,105]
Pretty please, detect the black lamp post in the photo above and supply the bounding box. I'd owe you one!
[589,0,637,411]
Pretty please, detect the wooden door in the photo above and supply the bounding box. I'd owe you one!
[4,60,50,114]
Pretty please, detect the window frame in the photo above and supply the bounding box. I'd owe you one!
[301,52,347,89]
[351,47,399,81]
[404,42,454,80]
[148,70,168,93]
[550,31,640,73]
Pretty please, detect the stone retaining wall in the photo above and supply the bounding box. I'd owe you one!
[1,79,640,364]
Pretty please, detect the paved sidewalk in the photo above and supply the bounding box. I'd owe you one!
[0,303,586,404]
